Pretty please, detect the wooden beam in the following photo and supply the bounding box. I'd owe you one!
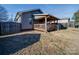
[57,20,60,30]
[45,16,47,32]
[67,19,70,28]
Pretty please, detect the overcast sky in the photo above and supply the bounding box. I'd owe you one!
[1,4,79,19]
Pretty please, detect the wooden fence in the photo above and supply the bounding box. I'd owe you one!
[0,22,21,35]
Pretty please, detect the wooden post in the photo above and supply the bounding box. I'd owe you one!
[67,19,69,28]
[73,21,75,28]
[67,18,70,28]
[57,20,60,30]
[45,16,47,32]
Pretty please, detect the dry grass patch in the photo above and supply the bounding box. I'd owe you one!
[0,28,79,55]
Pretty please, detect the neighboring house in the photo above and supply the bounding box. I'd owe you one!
[69,20,75,27]
[75,22,79,28]
[57,18,75,29]
[15,9,43,30]
[58,18,69,29]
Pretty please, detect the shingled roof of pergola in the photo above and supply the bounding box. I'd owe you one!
[33,14,60,23]
[34,14,59,21]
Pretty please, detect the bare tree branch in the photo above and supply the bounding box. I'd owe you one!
[0,5,8,22]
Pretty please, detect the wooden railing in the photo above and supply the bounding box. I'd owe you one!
[34,23,57,31]
[34,24,45,30]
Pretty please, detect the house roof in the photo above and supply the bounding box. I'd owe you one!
[14,9,60,22]
[14,9,43,21]
[34,14,49,16]
[18,9,42,13]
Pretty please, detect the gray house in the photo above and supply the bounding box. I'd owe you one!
[15,9,60,32]
[15,9,43,30]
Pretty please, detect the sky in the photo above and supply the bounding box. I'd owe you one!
[1,4,79,20]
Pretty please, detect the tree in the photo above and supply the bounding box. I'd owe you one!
[72,10,79,28]
[0,5,8,22]
[72,10,79,22]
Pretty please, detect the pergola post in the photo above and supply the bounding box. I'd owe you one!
[57,20,59,30]
[67,18,70,28]
[45,16,47,32]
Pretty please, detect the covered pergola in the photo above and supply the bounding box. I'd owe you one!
[33,14,60,32]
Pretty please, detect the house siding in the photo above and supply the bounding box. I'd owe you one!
[20,10,43,30]
[21,13,33,30]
